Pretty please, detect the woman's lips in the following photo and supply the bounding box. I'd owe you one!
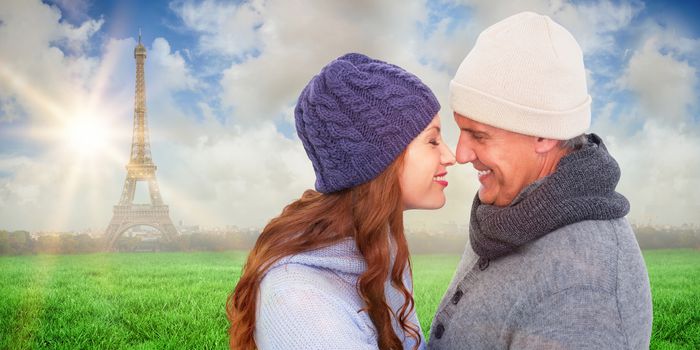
[433,172,448,187]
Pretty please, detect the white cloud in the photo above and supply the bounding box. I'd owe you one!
[0,98,23,123]
[618,33,698,124]
[457,0,642,57]
[175,0,431,125]
[458,0,552,29]
[594,17,700,226]
[170,0,264,57]
[551,0,641,56]
[48,0,92,23]
[602,119,700,226]
[0,0,102,124]
[57,12,103,53]
[156,122,315,228]
[148,37,201,95]
[0,149,125,231]
[419,15,478,75]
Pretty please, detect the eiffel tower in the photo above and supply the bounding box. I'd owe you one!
[104,32,178,249]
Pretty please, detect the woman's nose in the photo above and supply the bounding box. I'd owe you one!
[441,143,456,166]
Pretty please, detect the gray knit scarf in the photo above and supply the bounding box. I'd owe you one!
[469,134,630,262]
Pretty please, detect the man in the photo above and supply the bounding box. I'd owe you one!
[428,12,652,349]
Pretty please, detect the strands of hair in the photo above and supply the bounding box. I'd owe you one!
[227,153,420,350]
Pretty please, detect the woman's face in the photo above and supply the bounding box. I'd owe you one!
[400,114,456,210]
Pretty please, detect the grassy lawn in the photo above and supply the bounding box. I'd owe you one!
[0,249,697,349]
[643,250,700,349]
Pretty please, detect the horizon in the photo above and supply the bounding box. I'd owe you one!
[7,221,700,236]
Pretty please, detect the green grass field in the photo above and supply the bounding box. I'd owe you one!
[0,250,697,349]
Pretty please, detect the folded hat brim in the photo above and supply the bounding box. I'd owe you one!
[449,80,591,140]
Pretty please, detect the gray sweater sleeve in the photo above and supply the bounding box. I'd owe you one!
[509,286,628,349]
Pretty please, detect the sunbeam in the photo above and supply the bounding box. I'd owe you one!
[0,42,132,232]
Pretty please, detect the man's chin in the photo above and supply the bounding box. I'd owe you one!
[477,190,492,205]
[478,191,512,207]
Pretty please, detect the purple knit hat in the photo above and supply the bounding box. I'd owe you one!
[295,53,440,193]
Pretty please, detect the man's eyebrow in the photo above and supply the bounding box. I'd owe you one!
[460,127,488,136]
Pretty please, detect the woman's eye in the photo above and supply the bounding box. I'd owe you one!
[429,139,440,146]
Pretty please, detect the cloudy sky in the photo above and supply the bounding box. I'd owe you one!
[1,0,699,232]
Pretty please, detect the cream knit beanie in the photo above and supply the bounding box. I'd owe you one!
[450,11,591,140]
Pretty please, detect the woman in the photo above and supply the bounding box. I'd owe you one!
[227,53,455,350]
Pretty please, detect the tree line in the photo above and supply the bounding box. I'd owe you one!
[0,230,259,255]
[1,225,699,255]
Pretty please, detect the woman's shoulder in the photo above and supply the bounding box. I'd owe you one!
[257,241,369,323]
[256,258,377,349]
[259,251,361,301]
[262,238,366,280]
[260,261,338,293]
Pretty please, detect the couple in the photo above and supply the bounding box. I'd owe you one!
[227,12,653,350]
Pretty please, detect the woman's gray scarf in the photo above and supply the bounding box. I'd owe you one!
[469,134,630,262]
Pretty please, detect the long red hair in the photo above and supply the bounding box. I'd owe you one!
[226,152,420,349]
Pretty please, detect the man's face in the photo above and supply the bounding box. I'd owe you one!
[453,113,543,207]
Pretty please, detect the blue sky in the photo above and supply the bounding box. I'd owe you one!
[1,0,699,232]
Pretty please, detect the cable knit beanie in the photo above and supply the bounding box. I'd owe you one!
[295,53,440,193]
[450,11,591,139]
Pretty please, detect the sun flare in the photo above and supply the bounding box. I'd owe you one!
[63,117,113,157]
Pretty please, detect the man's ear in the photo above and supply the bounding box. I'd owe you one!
[534,137,560,154]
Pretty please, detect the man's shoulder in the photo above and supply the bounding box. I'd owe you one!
[513,218,636,295]
[533,217,634,255]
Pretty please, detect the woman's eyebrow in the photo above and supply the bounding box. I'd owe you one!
[425,126,441,133]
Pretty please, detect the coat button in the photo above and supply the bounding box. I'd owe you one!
[451,289,463,305]
[478,257,490,271]
[435,323,445,339]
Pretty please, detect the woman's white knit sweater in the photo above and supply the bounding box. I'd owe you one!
[254,238,425,350]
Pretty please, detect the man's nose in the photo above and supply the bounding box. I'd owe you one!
[455,136,476,164]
